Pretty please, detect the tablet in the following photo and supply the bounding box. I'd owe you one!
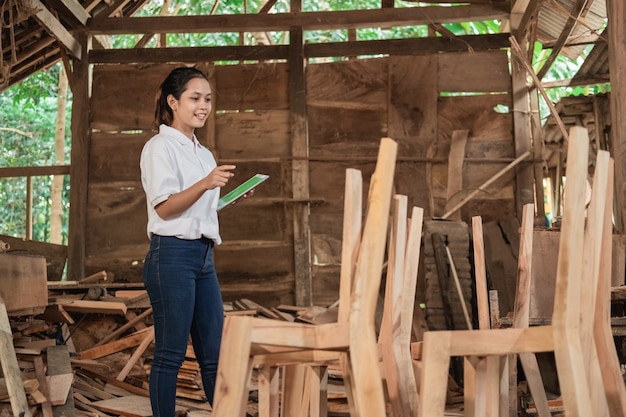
[217,173,269,211]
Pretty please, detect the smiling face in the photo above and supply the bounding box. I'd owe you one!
[168,77,212,139]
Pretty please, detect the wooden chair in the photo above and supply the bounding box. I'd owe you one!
[418,126,621,417]
[212,138,397,417]
[379,195,423,417]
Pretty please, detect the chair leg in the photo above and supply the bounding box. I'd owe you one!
[418,332,452,417]
[258,366,280,417]
[282,364,307,417]
[213,316,254,417]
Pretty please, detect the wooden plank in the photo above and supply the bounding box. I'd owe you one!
[87,5,509,34]
[56,299,127,315]
[0,235,67,281]
[46,374,74,406]
[213,316,255,417]
[438,50,511,93]
[215,63,289,111]
[216,110,290,158]
[579,150,611,417]
[514,205,550,417]
[0,253,48,315]
[91,395,185,417]
[349,138,397,417]
[594,158,626,415]
[116,327,154,381]
[445,130,469,221]
[551,127,593,417]
[0,296,32,417]
[47,345,75,417]
[388,54,436,144]
[79,327,153,360]
[33,356,54,417]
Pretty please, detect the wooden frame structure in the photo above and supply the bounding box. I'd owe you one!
[213,137,398,417]
[418,126,626,417]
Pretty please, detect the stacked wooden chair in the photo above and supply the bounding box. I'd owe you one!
[212,137,424,417]
[418,126,626,417]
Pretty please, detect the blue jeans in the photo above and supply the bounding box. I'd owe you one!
[143,235,224,416]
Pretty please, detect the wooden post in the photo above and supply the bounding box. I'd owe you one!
[67,32,91,281]
[607,0,626,232]
[289,24,312,306]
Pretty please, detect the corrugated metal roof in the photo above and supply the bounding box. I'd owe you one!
[536,0,606,61]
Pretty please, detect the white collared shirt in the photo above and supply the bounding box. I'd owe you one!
[140,124,221,244]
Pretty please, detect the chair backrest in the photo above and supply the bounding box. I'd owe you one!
[337,168,363,324]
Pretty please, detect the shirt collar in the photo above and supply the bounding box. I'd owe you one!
[159,124,199,147]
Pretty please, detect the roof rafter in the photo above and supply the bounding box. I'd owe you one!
[23,0,82,59]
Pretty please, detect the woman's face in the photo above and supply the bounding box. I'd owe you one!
[168,77,212,139]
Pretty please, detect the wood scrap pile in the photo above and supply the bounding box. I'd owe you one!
[3,269,363,417]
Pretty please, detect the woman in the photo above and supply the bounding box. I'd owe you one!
[140,66,233,416]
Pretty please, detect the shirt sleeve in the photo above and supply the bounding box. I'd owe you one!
[141,140,182,209]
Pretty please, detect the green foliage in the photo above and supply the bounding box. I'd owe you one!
[0,63,71,243]
[1,1,598,245]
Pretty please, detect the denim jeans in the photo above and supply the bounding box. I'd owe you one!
[143,235,224,416]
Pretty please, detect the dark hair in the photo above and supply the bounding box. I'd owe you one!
[154,67,210,129]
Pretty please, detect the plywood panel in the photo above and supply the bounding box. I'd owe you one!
[438,50,511,93]
[215,63,289,110]
[216,110,290,158]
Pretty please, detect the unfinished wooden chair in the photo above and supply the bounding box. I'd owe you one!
[212,138,397,417]
[379,195,423,417]
[463,205,550,417]
[418,126,619,417]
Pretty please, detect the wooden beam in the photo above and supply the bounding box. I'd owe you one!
[23,0,82,59]
[46,0,91,25]
[86,4,509,34]
[90,33,510,64]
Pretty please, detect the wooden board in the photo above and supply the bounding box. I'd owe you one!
[91,63,206,131]
[89,131,151,183]
[216,110,290,158]
[47,345,75,417]
[90,395,164,417]
[531,231,626,318]
[0,253,48,315]
[437,50,511,93]
[388,55,438,143]
[215,62,289,110]
[306,58,388,105]
[0,235,66,281]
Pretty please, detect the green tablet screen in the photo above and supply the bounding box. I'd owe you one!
[217,173,269,211]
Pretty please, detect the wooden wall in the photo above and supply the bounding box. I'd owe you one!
[86,49,513,307]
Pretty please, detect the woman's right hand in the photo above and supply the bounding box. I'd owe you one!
[206,165,236,189]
